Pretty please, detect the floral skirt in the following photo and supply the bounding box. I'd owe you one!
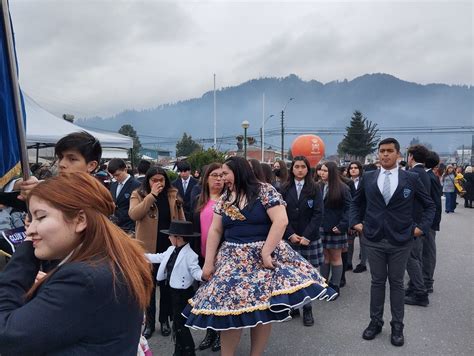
[182,240,337,330]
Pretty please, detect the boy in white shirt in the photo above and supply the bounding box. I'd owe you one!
[145,220,202,356]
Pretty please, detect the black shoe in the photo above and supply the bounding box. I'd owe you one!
[199,329,217,350]
[346,264,353,271]
[303,307,314,327]
[362,320,383,340]
[405,288,414,297]
[211,332,221,352]
[143,324,155,339]
[340,277,346,288]
[290,308,300,318]
[390,321,404,346]
[353,264,367,273]
[404,294,429,307]
[161,321,171,336]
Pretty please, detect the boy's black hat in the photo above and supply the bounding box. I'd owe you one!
[160,220,200,237]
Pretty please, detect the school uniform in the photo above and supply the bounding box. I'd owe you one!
[146,243,202,355]
[172,177,198,220]
[282,179,324,267]
[110,175,141,232]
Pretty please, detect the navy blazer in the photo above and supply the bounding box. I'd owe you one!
[281,182,323,241]
[110,176,141,231]
[427,169,442,231]
[320,183,352,234]
[172,177,198,218]
[350,168,436,245]
[409,164,432,224]
[0,242,142,355]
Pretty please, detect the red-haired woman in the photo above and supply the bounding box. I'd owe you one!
[0,172,153,355]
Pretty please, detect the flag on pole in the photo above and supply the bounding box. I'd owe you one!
[0,0,27,188]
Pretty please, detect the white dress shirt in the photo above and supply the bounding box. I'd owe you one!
[116,174,130,198]
[182,178,190,194]
[377,166,399,199]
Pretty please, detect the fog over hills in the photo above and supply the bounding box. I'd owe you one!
[77,73,473,155]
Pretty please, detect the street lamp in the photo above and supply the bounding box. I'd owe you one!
[241,120,250,159]
[260,114,274,161]
[281,98,294,160]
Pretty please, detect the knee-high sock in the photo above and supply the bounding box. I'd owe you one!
[341,251,348,277]
[320,263,330,280]
[347,243,354,266]
[330,265,343,287]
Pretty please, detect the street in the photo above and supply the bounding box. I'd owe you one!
[148,200,473,355]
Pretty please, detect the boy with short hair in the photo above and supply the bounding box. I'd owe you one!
[145,220,202,356]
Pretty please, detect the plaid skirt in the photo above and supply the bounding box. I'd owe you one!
[321,229,348,249]
[290,239,323,268]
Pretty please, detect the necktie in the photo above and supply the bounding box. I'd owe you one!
[116,182,123,198]
[183,180,188,194]
[296,182,303,199]
[382,171,392,205]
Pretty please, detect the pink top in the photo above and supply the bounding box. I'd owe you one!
[200,199,216,258]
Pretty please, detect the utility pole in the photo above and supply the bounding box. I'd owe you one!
[281,110,284,160]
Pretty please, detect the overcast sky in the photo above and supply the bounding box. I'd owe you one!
[10,0,473,119]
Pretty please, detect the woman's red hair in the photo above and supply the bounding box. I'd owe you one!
[26,172,152,309]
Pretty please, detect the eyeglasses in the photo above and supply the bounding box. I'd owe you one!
[209,173,224,178]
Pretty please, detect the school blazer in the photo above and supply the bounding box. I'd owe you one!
[110,177,141,231]
[427,169,442,231]
[145,244,202,289]
[409,164,432,224]
[281,183,323,241]
[172,177,198,218]
[320,184,352,234]
[350,168,435,245]
[0,242,142,355]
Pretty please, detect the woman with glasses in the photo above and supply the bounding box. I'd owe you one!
[129,166,185,339]
[183,156,337,356]
[191,163,225,352]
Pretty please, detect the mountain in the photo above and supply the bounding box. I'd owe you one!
[77,73,473,155]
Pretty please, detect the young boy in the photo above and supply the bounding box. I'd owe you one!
[145,220,202,356]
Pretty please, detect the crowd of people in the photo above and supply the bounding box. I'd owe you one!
[0,131,472,356]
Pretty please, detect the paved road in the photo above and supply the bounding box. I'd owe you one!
[148,199,473,355]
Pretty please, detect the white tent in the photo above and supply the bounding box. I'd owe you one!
[24,94,133,149]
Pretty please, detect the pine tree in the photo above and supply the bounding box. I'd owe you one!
[176,133,202,157]
[338,111,379,162]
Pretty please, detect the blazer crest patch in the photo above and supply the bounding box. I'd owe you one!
[403,188,411,198]
[307,199,314,208]
[124,193,131,199]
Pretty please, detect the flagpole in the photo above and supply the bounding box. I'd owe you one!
[213,73,217,149]
[1,0,29,180]
[261,93,265,161]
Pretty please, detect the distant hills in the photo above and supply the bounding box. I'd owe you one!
[77,73,473,154]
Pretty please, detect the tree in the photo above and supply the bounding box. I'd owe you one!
[176,133,202,157]
[338,111,379,162]
[186,148,226,171]
[118,124,142,167]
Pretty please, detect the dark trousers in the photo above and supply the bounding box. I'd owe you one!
[171,287,196,355]
[365,238,413,324]
[444,192,456,212]
[422,229,437,289]
[146,264,173,327]
[406,237,427,296]
[348,232,368,267]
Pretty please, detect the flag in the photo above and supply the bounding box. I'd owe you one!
[0,0,26,188]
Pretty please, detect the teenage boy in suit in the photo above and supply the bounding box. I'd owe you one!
[350,137,435,347]
[405,145,433,306]
[108,158,140,233]
[173,161,198,219]
[145,220,202,356]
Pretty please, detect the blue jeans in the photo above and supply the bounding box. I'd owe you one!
[444,192,456,212]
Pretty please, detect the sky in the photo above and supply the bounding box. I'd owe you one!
[10,0,473,119]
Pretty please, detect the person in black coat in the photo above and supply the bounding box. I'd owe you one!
[462,166,474,208]
[0,173,153,355]
[422,150,443,294]
[319,161,352,296]
[350,138,435,347]
[281,156,324,327]
[405,145,433,307]
[108,158,141,233]
[173,161,198,220]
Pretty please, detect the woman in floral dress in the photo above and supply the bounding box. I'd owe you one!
[183,157,337,356]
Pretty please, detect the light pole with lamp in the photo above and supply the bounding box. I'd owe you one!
[281,97,294,161]
[242,120,250,159]
[260,114,274,161]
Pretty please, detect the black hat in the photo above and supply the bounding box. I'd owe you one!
[160,220,200,237]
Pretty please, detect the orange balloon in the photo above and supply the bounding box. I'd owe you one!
[291,135,325,167]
